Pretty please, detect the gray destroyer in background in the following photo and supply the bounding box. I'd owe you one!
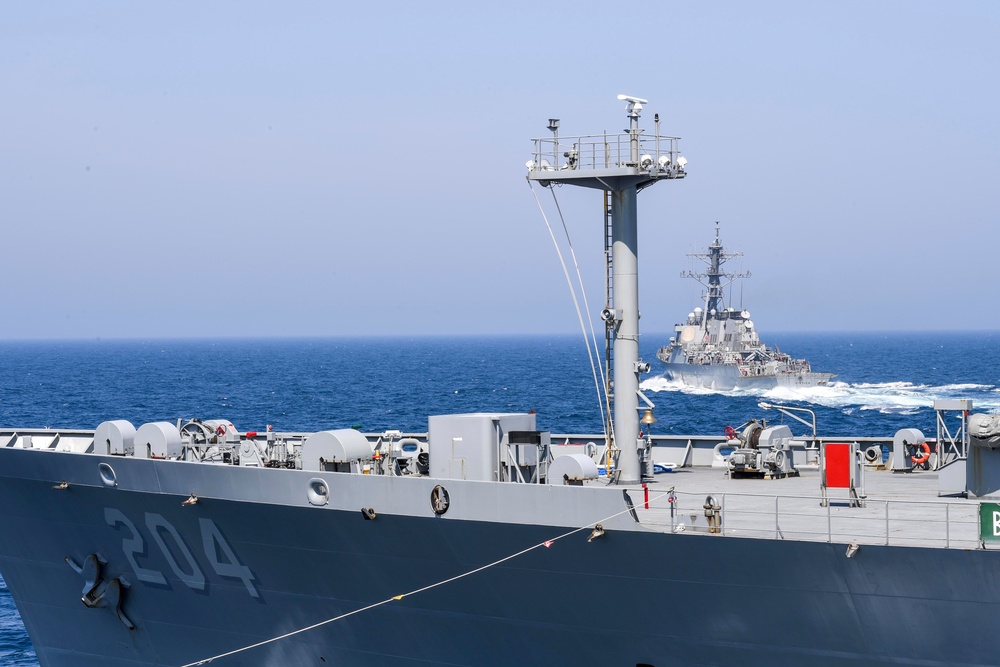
[657,225,834,390]
[3,97,1000,667]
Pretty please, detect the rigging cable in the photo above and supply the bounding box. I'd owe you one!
[526,180,611,444]
[178,488,677,667]
[547,184,616,452]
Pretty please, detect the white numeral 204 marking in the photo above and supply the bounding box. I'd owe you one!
[106,508,259,598]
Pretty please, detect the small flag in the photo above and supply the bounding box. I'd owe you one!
[392,595,403,600]
[543,541,553,548]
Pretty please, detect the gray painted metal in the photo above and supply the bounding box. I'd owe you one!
[610,184,642,483]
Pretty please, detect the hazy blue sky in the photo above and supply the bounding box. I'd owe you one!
[2,2,997,340]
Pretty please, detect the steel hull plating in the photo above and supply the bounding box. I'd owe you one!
[1,447,998,667]
[663,362,834,391]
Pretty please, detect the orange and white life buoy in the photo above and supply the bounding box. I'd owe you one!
[911,442,931,466]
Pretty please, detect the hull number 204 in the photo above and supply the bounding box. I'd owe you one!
[105,508,260,598]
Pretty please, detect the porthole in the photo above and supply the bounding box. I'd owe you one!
[430,485,450,515]
[307,478,330,506]
[98,462,117,488]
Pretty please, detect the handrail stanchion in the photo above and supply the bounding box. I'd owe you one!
[885,501,890,546]
[775,495,779,539]
[946,504,950,548]
[827,498,832,543]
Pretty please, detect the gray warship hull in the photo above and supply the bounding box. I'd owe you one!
[1,444,999,667]
[662,361,835,391]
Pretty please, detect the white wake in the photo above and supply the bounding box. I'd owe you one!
[640,376,1000,414]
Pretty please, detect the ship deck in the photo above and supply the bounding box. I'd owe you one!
[621,464,986,550]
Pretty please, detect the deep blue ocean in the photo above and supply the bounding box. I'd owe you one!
[1,331,999,665]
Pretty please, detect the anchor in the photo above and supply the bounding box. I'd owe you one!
[65,553,135,629]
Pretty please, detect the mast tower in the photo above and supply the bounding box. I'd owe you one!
[526,96,686,484]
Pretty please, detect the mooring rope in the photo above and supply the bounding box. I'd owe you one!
[179,488,675,666]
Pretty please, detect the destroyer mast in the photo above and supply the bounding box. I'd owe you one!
[686,222,749,336]
[526,95,686,484]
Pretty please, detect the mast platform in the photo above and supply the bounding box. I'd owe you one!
[526,130,686,190]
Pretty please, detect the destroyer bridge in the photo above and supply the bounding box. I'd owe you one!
[0,422,986,552]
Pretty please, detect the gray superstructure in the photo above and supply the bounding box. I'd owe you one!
[1,98,999,667]
[656,224,834,390]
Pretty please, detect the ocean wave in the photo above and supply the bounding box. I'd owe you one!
[642,375,1000,414]
[640,376,720,396]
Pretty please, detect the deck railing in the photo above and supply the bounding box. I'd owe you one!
[638,488,982,550]
[529,132,682,172]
